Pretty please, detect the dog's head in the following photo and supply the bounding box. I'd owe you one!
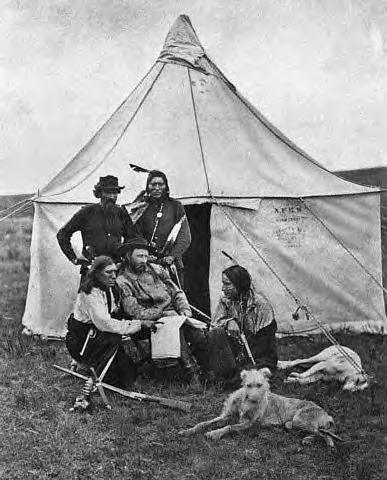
[343,372,369,392]
[240,368,271,400]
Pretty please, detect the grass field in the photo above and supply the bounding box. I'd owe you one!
[0,208,385,480]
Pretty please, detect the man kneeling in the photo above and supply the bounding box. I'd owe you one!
[116,237,209,383]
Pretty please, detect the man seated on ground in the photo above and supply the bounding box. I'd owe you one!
[208,265,278,384]
[115,237,209,383]
[65,255,144,402]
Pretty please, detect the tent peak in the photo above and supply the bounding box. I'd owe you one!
[166,15,203,48]
[158,15,211,72]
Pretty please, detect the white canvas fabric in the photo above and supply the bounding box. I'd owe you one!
[209,195,386,334]
[38,16,378,204]
[22,15,387,337]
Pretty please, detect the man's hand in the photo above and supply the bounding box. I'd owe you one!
[181,309,192,318]
[227,319,240,338]
[141,320,154,329]
[142,320,164,333]
[161,256,174,266]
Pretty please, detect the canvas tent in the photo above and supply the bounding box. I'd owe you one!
[22,15,387,338]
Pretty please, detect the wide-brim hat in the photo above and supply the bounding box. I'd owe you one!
[94,175,125,193]
[118,237,154,257]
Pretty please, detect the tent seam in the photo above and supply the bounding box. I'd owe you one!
[187,67,211,195]
[205,57,379,195]
[40,63,162,199]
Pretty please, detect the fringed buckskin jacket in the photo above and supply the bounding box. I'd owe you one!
[116,263,191,321]
[211,289,275,335]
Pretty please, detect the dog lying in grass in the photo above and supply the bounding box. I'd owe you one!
[278,345,369,392]
[179,368,340,447]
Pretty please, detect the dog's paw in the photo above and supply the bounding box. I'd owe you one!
[205,430,223,441]
[301,435,315,446]
[284,376,297,383]
[287,371,301,377]
[178,428,193,437]
[277,361,291,370]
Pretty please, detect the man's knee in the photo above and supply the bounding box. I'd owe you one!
[182,324,207,345]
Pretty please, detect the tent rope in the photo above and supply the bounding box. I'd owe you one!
[213,200,366,375]
[36,63,162,200]
[187,66,365,375]
[207,53,384,299]
[299,198,387,296]
[0,197,33,215]
[297,305,368,375]
[0,200,33,224]
[214,202,300,306]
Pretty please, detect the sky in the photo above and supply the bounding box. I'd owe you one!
[1,0,387,195]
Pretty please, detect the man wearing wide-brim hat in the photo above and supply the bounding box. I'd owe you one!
[57,175,136,266]
[116,237,210,383]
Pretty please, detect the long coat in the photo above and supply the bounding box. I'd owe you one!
[116,263,191,321]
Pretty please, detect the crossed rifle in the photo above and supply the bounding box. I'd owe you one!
[53,349,191,412]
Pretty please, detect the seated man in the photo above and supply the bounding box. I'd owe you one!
[65,255,143,409]
[116,237,209,383]
[209,265,278,382]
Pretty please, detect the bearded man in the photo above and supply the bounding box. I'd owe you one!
[57,175,136,266]
[115,237,209,383]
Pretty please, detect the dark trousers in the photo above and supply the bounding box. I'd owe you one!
[179,324,210,375]
[65,316,137,388]
[208,320,278,380]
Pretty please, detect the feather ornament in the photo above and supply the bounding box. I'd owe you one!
[129,163,150,173]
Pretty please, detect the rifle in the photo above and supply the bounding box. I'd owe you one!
[53,364,191,412]
[239,331,256,366]
[169,263,211,327]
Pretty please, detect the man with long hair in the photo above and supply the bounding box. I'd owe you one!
[208,265,278,383]
[129,170,191,285]
[57,175,135,266]
[66,256,143,391]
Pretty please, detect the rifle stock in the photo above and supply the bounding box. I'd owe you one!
[53,364,191,412]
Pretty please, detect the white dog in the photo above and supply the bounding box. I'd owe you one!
[278,345,369,392]
[179,368,340,447]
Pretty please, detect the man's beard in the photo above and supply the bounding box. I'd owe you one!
[133,263,147,273]
[102,199,119,232]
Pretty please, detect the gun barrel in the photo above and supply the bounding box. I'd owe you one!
[53,365,191,412]
[239,332,256,366]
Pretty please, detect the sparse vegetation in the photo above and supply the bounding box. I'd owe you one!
[0,201,385,479]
